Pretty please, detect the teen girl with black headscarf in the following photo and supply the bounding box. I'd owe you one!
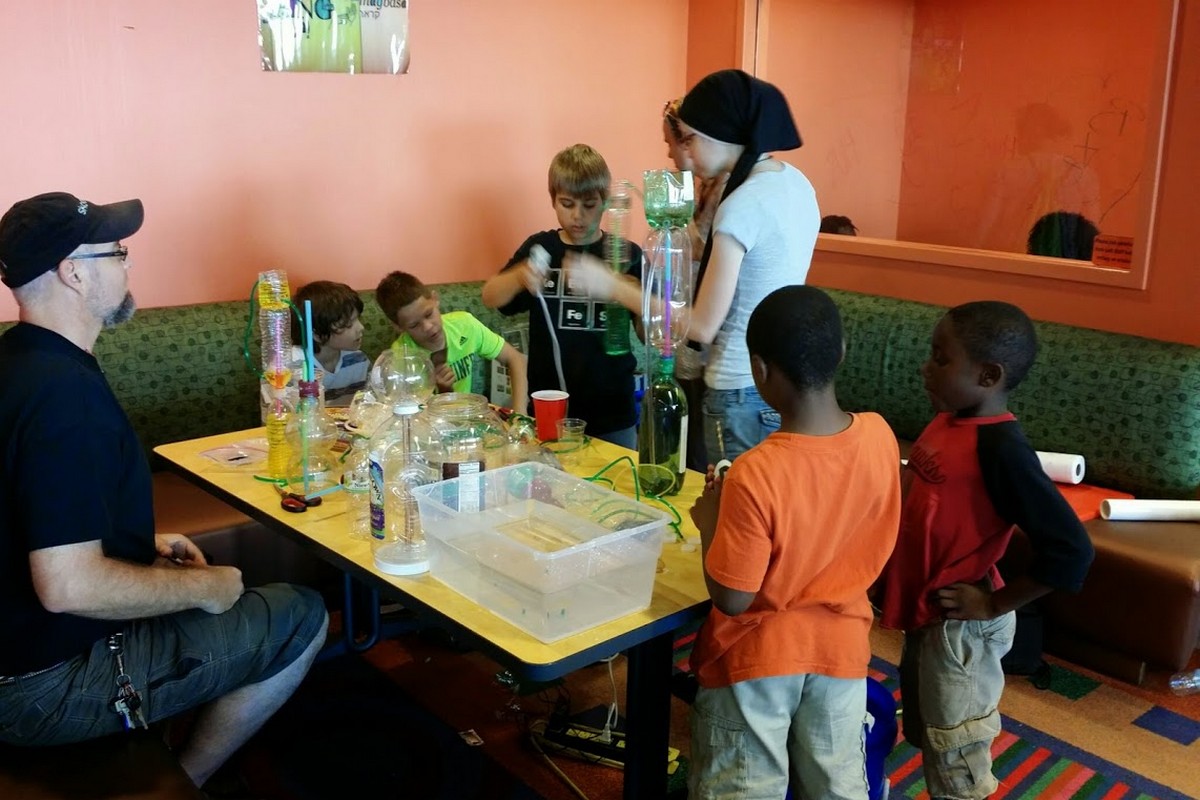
[673,69,820,462]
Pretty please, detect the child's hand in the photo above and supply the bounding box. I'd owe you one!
[433,363,456,392]
[689,477,723,549]
[702,463,725,493]
[936,582,996,620]
[516,261,546,295]
[563,252,615,301]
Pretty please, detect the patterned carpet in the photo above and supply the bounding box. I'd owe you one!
[870,656,1192,799]
[674,624,1199,800]
[235,620,1198,799]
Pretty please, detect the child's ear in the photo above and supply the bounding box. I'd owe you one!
[430,289,440,306]
[837,338,847,367]
[979,362,1004,388]
[750,353,769,385]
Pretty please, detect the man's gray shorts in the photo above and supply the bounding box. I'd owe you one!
[0,583,327,746]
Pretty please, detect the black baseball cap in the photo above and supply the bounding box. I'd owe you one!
[0,192,144,289]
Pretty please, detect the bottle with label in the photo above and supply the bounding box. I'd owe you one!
[368,400,435,575]
[637,355,688,497]
[342,433,372,539]
[366,347,437,575]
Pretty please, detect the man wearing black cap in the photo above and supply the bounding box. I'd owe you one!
[0,192,328,792]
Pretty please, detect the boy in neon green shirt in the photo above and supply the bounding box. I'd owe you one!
[376,271,528,415]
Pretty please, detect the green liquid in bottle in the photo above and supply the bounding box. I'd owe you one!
[604,304,631,356]
[637,356,688,496]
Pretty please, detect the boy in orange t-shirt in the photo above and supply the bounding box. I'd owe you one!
[689,286,901,799]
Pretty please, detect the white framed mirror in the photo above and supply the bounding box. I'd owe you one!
[753,0,1181,288]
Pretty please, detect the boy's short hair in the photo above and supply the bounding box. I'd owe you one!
[376,271,434,324]
[946,301,1038,390]
[746,285,843,391]
[548,144,611,202]
[291,281,363,346]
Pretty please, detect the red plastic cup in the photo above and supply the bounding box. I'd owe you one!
[531,390,570,441]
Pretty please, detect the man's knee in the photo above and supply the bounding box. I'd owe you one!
[251,583,328,650]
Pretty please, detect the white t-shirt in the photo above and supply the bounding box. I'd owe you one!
[704,161,819,391]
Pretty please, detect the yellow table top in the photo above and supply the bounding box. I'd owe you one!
[154,429,711,671]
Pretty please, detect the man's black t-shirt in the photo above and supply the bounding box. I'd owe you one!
[0,323,155,675]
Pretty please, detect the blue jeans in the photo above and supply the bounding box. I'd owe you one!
[702,386,780,463]
[594,425,637,451]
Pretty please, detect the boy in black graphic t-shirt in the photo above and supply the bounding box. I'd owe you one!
[482,144,643,448]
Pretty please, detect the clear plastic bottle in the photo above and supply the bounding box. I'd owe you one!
[366,347,437,576]
[603,186,632,357]
[263,393,291,481]
[258,270,292,391]
[1169,668,1200,695]
[284,379,340,499]
[369,400,435,575]
[342,433,372,540]
[258,269,293,479]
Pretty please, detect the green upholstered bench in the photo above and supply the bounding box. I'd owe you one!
[825,288,1200,678]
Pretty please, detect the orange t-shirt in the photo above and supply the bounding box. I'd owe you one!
[691,413,902,688]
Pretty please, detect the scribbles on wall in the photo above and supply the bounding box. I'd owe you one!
[258,0,410,75]
[893,0,1156,258]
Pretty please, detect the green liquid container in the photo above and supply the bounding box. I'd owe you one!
[637,356,689,496]
[604,303,631,356]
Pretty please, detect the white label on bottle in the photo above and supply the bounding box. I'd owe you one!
[446,460,483,513]
[678,417,689,474]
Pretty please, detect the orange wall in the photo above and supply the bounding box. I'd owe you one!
[759,0,914,239]
[896,0,1157,253]
[686,0,747,89]
[0,1,688,321]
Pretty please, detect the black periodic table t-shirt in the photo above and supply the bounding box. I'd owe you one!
[498,230,642,435]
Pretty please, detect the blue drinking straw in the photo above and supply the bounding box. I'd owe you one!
[304,299,316,383]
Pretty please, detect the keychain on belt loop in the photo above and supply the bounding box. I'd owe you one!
[107,632,148,730]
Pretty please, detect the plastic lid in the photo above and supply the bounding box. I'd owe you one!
[393,401,420,415]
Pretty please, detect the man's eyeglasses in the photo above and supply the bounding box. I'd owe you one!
[71,245,129,265]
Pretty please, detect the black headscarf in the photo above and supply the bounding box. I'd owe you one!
[677,69,802,296]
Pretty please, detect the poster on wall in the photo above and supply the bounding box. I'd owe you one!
[258,0,410,74]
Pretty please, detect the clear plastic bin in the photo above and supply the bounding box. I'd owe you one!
[411,462,669,642]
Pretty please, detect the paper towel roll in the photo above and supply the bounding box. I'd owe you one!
[1099,500,1200,522]
[1036,451,1085,484]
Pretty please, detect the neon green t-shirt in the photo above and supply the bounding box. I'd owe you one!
[391,311,506,394]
